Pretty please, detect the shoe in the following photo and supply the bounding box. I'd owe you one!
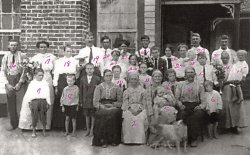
[231,127,239,134]
[111,143,118,146]
[102,144,108,148]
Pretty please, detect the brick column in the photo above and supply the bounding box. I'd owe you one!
[144,0,155,47]
[20,0,89,54]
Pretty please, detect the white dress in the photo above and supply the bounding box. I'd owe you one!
[19,53,56,130]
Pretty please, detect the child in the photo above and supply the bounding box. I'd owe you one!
[79,63,101,137]
[139,63,152,88]
[127,54,139,74]
[153,86,176,124]
[204,80,222,139]
[162,69,178,95]
[60,74,79,137]
[227,50,249,104]
[112,65,127,90]
[194,52,218,85]
[161,44,178,69]
[24,68,50,137]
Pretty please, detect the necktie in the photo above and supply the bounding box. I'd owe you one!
[89,47,93,63]
[167,57,172,69]
[154,58,158,69]
[144,49,147,56]
[203,66,206,81]
[12,55,15,64]
[104,49,107,55]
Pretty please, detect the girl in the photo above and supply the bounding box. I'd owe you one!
[204,80,222,139]
[162,69,178,95]
[52,46,78,129]
[112,65,127,90]
[60,74,79,137]
[174,44,189,81]
[161,44,178,69]
[139,63,152,89]
[127,54,139,75]
[23,68,51,137]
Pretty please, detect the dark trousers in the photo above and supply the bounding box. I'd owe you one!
[178,102,205,142]
[29,99,48,127]
[5,74,20,129]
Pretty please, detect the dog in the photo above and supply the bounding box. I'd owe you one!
[150,120,188,154]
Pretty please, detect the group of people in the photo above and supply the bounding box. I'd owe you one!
[1,32,248,149]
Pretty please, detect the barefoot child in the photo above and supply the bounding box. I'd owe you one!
[60,74,79,137]
[24,68,50,137]
[204,80,222,139]
[79,63,101,137]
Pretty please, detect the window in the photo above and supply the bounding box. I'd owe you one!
[0,0,21,51]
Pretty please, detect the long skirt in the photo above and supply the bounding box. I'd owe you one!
[122,110,148,144]
[221,85,247,128]
[19,72,54,130]
[92,102,122,146]
[178,102,205,142]
[52,74,67,129]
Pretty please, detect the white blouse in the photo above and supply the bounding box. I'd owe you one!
[53,56,78,86]
[194,64,218,85]
[23,79,51,105]
[31,53,56,72]
[227,61,249,81]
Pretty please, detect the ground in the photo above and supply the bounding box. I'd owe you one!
[0,102,250,155]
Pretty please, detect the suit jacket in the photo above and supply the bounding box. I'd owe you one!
[147,57,167,81]
[79,75,101,109]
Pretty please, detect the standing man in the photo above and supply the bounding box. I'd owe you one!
[211,35,237,66]
[100,36,112,67]
[187,33,210,64]
[77,32,104,77]
[1,40,23,130]
[148,46,167,80]
[136,35,151,66]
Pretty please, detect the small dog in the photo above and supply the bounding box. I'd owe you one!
[150,120,188,154]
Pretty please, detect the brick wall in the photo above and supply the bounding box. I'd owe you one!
[144,0,155,47]
[20,0,89,55]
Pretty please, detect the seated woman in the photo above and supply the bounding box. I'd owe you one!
[92,69,123,148]
[175,66,206,147]
[122,72,152,144]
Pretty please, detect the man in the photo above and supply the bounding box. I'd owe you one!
[1,40,23,130]
[100,36,112,65]
[211,35,237,66]
[136,35,151,57]
[187,33,210,64]
[148,46,167,79]
[77,32,104,77]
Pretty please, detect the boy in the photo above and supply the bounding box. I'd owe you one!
[79,63,101,137]
[204,80,222,139]
[194,52,218,86]
[24,68,50,137]
[61,74,79,137]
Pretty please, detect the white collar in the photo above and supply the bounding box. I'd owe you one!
[219,47,229,51]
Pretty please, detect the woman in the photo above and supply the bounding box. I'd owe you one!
[122,72,152,144]
[161,44,178,69]
[52,46,78,129]
[174,43,189,81]
[19,41,56,130]
[105,48,127,78]
[127,55,139,75]
[222,50,247,134]
[92,69,123,147]
[175,67,206,147]
[119,40,131,68]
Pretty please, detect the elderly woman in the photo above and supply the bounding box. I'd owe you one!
[92,69,123,147]
[175,66,206,147]
[19,41,56,130]
[122,72,151,144]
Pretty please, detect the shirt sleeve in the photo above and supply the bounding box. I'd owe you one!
[1,54,9,85]
[242,63,249,77]
[205,49,210,64]
[122,89,129,111]
[93,85,101,109]
[114,87,123,108]
[53,60,60,86]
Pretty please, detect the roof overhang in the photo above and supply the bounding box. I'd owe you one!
[161,0,243,5]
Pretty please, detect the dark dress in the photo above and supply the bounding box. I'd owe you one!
[92,83,123,146]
